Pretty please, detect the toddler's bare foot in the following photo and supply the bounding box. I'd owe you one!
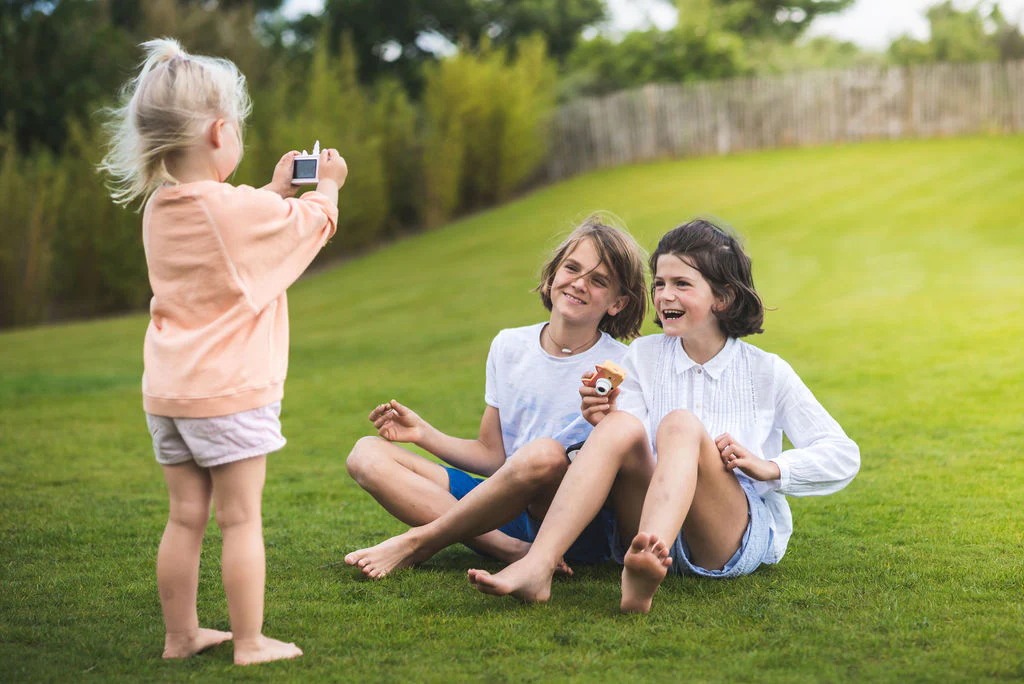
[344,531,429,579]
[162,627,232,659]
[467,558,554,603]
[620,532,672,614]
[234,635,303,666]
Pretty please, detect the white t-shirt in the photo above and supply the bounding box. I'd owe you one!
[485,322,627,459]
[616,335,860,563]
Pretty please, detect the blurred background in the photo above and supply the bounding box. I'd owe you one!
[1,0,1022,330]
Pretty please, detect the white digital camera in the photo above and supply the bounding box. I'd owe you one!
[291,140,321,185]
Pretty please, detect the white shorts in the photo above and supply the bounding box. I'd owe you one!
[146,401,286,468]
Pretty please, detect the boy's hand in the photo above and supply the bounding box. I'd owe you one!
[262,151,300,198]
[580,371,619,427]
[370,399,423,444]
[318,148,348,187]
[716,433,781,481]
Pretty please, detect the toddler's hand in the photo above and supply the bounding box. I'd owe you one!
[263,151,300,198]
[318,148,348,188]
[580,371,618,427]
[716,433,781,481]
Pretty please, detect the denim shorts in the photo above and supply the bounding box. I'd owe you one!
[146,401,286,468]
[445,467,614,565]
[613,477,774,578]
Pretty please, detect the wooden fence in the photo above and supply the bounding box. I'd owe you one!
[544,60,1024,181]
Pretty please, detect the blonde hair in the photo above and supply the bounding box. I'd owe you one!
[99,38,252,206]
[535,213,648,341]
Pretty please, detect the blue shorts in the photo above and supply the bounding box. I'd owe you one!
[612,477,775,578]
[445,467,614,565]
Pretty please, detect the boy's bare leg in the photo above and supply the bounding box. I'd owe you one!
[211,456,301,666]
[346,438,569,578]
[345,437,540,572]
[158,461,233,658]
[621,410,748,613]
[468,412,654,602]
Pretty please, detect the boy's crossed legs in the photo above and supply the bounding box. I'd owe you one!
[160,456,302,665]
[468,410,748,612]
[345,437,571,578]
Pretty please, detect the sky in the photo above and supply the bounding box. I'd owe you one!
[283,0,1024,51]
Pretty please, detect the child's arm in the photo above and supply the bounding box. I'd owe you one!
[763,358,861,495]
[371,400,506,477]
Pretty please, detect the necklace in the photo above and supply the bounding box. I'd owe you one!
[545,325,599,355]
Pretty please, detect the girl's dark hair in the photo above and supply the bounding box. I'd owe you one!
[535,215,648,341]
[650,218,764,338]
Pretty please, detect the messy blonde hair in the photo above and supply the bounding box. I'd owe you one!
[99,38,252,206]
[535,214,648,341]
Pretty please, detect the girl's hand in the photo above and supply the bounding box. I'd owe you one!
[580,371,619,426]
[318,148,348,188]
[369,399,423,444]
[263,151,300,198]
[716,433,781,482]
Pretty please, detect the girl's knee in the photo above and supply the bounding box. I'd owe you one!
[169,499,211,532]
[346,436,387,483]
[657,409,703,440]
[598,411,649,449]
[511,438,568,486]
[214,500,260,531]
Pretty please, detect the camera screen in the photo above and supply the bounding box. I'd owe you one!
[293,159,318,179]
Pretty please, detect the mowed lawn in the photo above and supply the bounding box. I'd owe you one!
[1,135,1022,682]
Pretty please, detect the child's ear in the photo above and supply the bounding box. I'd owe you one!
[713,285,735,313]
[209,119,226,149]
[607,294,629,317]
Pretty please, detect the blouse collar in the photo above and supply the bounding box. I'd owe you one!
[672,336,739,380]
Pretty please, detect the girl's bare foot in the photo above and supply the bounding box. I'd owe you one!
[620,532,672,614]
[234,636,303,666]
[467,558,554,603]
[344,532,428,579]
[162,627,232,659]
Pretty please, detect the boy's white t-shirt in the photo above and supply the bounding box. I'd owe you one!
[485,322,627,459]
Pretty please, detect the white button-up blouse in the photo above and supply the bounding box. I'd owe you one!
[615,335,860,563]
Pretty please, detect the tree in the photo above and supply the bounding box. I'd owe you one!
[678,0,854,42]
[889,1,1004,65]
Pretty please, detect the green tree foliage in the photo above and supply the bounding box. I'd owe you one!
[421,35,557,226]
[679,0,854,41]
[889,1,1023,65]
[372,78,422,229]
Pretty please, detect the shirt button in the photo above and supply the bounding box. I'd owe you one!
[696,403,702,409]
[697,368,703,374]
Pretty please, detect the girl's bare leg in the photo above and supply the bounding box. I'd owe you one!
[346,438,569,578]
[345,437,535,570]
[211,456,301,666]
[158,461,232,658]
[621,409,749,613]
[468,412,654,602]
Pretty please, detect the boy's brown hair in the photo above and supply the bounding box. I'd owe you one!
[535,215,647,341]
[650,218,764,338]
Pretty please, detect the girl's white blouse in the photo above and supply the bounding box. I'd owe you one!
[615,335,860,563]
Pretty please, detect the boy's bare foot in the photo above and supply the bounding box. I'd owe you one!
[467,558,554,603]
[234,636,303,666]
[162,627,232,659]
[620,532,672,613]
[344,532,428,579]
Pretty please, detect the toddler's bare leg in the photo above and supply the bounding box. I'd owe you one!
[346,438,569,578]
[469,413,654,602]
[621,410,748,613]
[345,437,533,573]
[211,456,301,666]
[158,462,232,658]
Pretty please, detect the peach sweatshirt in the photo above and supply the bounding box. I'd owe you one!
[141,181,338,418]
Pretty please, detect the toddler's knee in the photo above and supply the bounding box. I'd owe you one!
[511,438,568,487]
[169,500,211,533]
[214,501,259,531]
[346,436,386,484]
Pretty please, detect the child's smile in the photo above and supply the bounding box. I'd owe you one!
[653,254,722,342]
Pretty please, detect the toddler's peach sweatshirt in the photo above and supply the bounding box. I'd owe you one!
[141,181,338,417]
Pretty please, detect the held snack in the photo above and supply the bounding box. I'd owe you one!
[589,360,626,396]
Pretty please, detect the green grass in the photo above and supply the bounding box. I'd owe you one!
[2,135,1023,682]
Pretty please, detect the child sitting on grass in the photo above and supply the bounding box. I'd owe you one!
[468,218,860,612]
[100,38,347,664]
[344,217,647,578]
